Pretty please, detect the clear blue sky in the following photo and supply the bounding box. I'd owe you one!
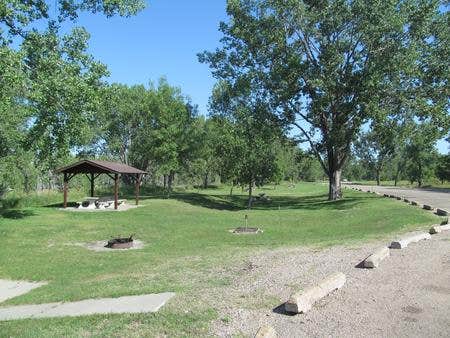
[65,1,448,153]
[66,0,227,116]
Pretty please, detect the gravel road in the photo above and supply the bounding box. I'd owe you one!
[210,230,450,337]
[345,184,450,212]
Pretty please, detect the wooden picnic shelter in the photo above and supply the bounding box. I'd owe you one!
[56,160,147,210]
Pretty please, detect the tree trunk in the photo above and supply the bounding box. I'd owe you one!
[163,174,167,189]
[203,173,208,189]
[168,171,175,190]
[229,183,234,196]
[418,161,422,188]
[247,180,253,209]
[376,169,381,186]
[328,169,342,200]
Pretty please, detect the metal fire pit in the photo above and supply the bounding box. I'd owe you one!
[105,235,134,249]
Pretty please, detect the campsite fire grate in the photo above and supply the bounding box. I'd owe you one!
[105,235,134,249]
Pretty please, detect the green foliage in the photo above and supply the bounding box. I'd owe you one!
[435,154,450,183]
[404,125,440,187]
[209,81,283,200]
[24,27,108,166]
[99,83,148,164]
[0,47,28,158]
[0,0,144,192]
[0,0,145,45]
[297,153,324,182]
[354,118,402,185]
[200,0,449,200]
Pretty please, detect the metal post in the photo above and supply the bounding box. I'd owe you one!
[114,174,119,210]
[63,173,68,208]
[90,173,94,197]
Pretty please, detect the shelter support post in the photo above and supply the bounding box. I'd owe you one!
[114,174,119,210]
[90,173,94,197]
[63,173,68,208]
[135,174,141,206]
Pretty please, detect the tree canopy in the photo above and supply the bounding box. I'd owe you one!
[200,0,449,200]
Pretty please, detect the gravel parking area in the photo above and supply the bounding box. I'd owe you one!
[345,184,450,212]
[210,231,450,337]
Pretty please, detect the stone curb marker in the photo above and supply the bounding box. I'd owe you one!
[0,280,47,304]
[390,232,431,249]
[0,293,175,321]
[436,209,448,216]
[285,272,346,314]
[423,204,434,211]
[411,201,422,208]
[363,247,390,268]
[429,224,450,234]
[255,325,277,338]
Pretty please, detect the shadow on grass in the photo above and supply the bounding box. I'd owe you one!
[135,191,371,211]
[0,208,35,219]
[44,202,79,208]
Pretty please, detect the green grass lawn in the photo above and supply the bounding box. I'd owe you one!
[0,183,441,337]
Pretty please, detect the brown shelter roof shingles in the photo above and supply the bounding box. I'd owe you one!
[56,160,147,175]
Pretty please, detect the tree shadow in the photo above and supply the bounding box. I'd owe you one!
[272,303,296,316]
[136,191,370,211]
[44,202,79,208]
[0,209,35,219]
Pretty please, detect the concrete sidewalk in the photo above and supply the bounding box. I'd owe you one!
[0,293,175,321]
[0,280,47,304]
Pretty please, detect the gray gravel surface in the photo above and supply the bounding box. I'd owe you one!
[210,231,450,337]
[345,184,450,212]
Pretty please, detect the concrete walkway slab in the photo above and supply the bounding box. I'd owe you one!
[0,292,175,321]
[0,280,47,304]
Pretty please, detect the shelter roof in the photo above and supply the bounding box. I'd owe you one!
[56,160,147,175]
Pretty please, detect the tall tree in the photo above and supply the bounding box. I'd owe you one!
[354,118,401,185]
[200,0,449,200]
[131,79,198,190]
[100,83,148,165]
[404,123,440,187]
[209,81,282,207]
[435,154,450,184]
[0,0,146,168]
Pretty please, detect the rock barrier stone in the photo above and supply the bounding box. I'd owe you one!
[429,224,450,234]
[363,247,390,268]
[410,201,422,207]
[436,209,448,216]
[390,232,431,249]
[285,272,346,314]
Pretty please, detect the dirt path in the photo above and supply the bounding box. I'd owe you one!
[209,231,450,337]
[346,184,450,212]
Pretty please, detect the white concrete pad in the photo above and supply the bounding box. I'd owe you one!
[0,293,175,321]
[0,280,47,303]
[285,272,346,314]
[390,232,431,249]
